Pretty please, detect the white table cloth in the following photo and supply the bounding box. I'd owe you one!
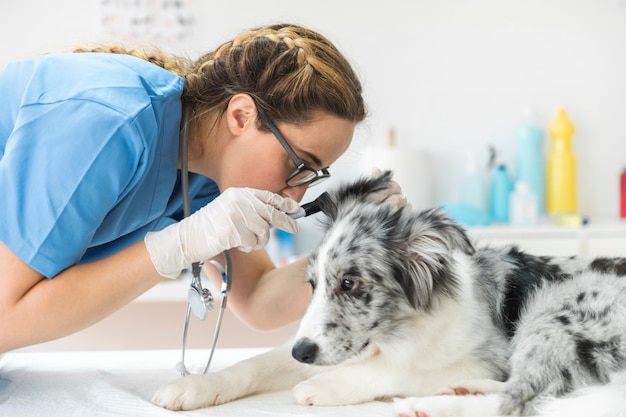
[0,348,392,416]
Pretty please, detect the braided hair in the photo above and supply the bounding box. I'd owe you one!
[75,23,366,135]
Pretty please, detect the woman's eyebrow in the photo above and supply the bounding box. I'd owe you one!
[299,149,323,168]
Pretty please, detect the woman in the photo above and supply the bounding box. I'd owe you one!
[0,23,401,352]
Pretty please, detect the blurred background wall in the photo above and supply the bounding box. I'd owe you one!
[2,1,625,221]
[3,0,626,351]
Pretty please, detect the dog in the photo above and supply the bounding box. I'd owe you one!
[153,171,626,416]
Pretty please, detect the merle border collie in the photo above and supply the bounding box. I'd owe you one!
[154,171,626,417]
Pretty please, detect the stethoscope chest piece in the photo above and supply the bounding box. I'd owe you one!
[188,285,212,321]
[182,267,214,321]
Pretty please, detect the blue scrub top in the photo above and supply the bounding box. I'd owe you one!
[0,53,220,278]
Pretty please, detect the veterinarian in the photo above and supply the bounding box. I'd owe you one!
[0,23,404,352]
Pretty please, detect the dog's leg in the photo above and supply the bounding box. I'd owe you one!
[292,353,479,406]
[293,352,412,406]
[293,347,505,407]
[293,364,379,405]
[153,344,318,410]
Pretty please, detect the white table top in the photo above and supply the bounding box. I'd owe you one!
[0,348,392,416]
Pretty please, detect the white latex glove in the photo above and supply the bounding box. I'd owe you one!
[145,187,300,279]
[367,168,409,207]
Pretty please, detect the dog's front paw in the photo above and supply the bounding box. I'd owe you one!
[152,374,235,410]
[394,396,464,417]
[293,374,355,406]
[392,394,500,417]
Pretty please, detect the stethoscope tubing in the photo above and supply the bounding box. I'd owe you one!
[177,106,232,376]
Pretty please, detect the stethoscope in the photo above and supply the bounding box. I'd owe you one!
[176,107,232,376]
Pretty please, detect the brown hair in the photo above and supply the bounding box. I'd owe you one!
[75,23,366,132]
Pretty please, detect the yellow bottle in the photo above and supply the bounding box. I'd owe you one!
[546,108,577,214]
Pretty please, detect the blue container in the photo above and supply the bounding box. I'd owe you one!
[515,125,544,213]
[490,164,513,223]
[460,151,487,214]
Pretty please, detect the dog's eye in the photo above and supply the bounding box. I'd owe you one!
[340,277,359,292]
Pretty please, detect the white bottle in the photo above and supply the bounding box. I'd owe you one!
[509,180,538,226]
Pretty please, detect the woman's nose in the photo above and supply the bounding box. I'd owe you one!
[282,185,308,203]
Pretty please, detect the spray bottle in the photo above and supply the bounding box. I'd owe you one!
[546,108,577,214]
[490,164,513,223]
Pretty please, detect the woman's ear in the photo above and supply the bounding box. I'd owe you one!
[225,94,257,135]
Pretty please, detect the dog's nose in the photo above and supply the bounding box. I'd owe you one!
[291,338,319,364]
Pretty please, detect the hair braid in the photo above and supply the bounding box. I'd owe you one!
[184,23,365,128]
[75,23,365,134]
[73,45,192,77]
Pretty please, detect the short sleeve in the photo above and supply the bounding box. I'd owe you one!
[0,99,146,277]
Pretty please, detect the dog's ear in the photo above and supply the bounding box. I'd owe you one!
[318,170,395,226]
[329,170,395,207]
[401,208,474,309]
[417,208,475,256]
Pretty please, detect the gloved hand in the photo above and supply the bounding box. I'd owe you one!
[145,187,300,279]
[366,168,409,207]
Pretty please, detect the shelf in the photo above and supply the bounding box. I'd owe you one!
[468,218,626,239]
[467,218,626,257]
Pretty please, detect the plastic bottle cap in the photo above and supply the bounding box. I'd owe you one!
[549,107,575,139]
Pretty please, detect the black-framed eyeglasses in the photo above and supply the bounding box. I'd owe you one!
[256,106,330,188]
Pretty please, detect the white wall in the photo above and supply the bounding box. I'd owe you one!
[4,0,626,352]
[2,0,626,218]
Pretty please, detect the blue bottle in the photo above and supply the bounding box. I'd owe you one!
[490,164,513,223]
[460,151,487,214]
[515,109,544,214]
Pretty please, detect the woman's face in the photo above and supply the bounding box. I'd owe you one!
[219,112,355,203]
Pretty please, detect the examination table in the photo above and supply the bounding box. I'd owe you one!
[0,348,392,416]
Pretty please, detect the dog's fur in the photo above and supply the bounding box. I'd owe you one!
[153,171,626,416]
